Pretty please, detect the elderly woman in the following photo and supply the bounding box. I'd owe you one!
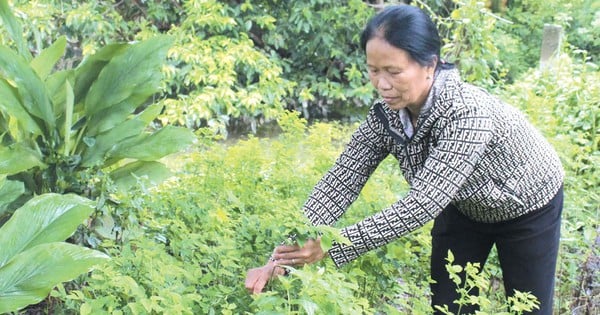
[245,5,563,315]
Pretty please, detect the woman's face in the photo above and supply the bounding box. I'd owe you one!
[366,36,435,114]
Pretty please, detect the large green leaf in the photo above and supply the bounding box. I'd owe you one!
[84,36,173,116]
[109,161,172,194]
[45,70,71,115]
[30,36,67,80]
[79,118,146,167]
[0,193,94,268]
[0,79,42,137]
[0,242,108,313]
[0,46,54,130]
[79,104,164,167]
[111,125,196,161]
[0,0,30,61]
[73,43,128,105]
[0,143,45,176]
[84,92,156,137]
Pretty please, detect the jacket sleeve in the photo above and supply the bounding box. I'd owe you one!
[302,106,390,227]
[327,105,494,267]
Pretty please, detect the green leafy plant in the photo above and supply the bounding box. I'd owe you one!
[53,95,598,313]
[432,0,510,87]
[5,2,593,313]
[157,0,293,136]
[1,1,375,135]
[501,53,599,313]
[0,0,195,220]
[434,250,540,315]
[0,193,109,313]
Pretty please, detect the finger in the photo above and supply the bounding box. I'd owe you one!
[272,252,295,262]
[275,257,301,266]
[253,281,264,294]
[246,277,257,294]
[245,270,258,291]
[274,244,301,253]
[272,248,305,261]
[253,270,271,294]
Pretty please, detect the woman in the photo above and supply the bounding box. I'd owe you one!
[245,5,563,315]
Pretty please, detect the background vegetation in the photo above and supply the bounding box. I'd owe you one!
[0,0,597,314]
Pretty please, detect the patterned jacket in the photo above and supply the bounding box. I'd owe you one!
[303,68,564,267]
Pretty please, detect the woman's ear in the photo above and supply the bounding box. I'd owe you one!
[429,55,439,73]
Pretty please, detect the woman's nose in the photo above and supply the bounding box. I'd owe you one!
[376,77,392,90]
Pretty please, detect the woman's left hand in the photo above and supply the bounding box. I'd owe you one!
[271,238,327,266]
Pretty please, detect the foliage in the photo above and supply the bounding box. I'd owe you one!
[414,0,597,84]
[434,250,540,315]
[0,0,596,314]
[1,0,595,133]
[501,54,599,313]
[230,0,375,120]
[0,193,108,313]
[51,48,599,314]
[433,0,510,87]
[501,54,599,180]
[0,0,373,134]
[158,0,375,132]
[53,238,203,315]
[51,112,414,314]
[494,0,599,81]
[158,0,293,136]
[0,1,195,220]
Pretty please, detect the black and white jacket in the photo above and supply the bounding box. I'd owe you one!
[303,68,564,267]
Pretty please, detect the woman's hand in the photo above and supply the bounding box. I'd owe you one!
[272,238,327,266]
[245,260,286,294]
[245,238,327,294]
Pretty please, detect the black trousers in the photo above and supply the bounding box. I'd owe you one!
[430,186,563,315]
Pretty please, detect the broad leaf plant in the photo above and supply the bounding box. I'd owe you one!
[0,1,194,311]
[0,0,195,221]
[0,194,109,313]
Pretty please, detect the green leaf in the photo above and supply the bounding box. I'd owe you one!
[300,299,318,315]
[0,193,95,268]
[136,103,164,124]
[0,143,45,176]
[0,0,30,61]
[84,36,173,116]
[45,70,72,116]
[0,242,108,313]
[85,95,161,137]
[316,225,350,251]
[30,36,67,80]
[109,161,172,193]
[0,46,54,130]
[79,116,148,167]
[0,79,42,136]
[63,80,74,155]
[111,125,195,161]
[73,43,128,105]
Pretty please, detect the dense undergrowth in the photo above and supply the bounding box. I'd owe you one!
[43,55,599,314]
[0,0,597,314]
